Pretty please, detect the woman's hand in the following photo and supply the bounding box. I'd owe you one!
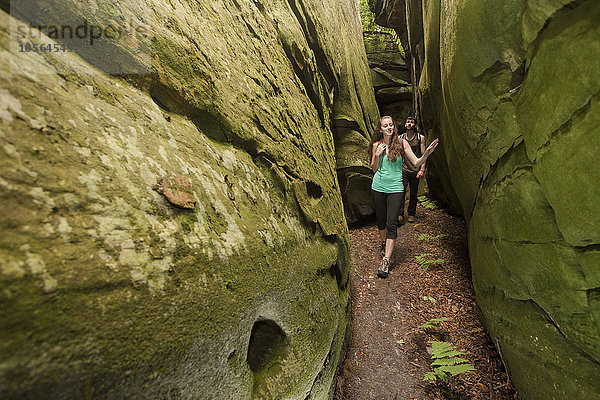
[375,143,387,156]
[423,138,439,158]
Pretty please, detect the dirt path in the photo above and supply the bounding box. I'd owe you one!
[334,201,520,400]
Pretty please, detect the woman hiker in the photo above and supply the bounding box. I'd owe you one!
[368,115,439,278]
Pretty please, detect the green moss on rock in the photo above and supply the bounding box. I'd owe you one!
[411,0,600,397]
[0,0,373,397]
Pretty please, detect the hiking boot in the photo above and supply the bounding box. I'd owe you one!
[377,257,390,278]
[379,241,386,258]
[407,215,415,223]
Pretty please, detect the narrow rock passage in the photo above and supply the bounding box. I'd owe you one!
[334,201,520,400]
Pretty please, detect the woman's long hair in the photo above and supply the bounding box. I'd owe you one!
[368,116,403,163]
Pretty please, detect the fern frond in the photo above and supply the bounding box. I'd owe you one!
[417,195,438,209]
[434,349,465,358]
[424,341,475,382]
[420,317,449,328]
[435,369,449,381]
[430,341,453,352]
[423,372,437,381]
[436,364,475,375]
[415,253,433,261]
[415,254,444,269]
[431,357,470,366]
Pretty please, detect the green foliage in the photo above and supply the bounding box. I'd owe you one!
[420,317,449,329]
[418,195,438,210]
[415,253,444,270]
[418,233,433,241]
[419,233,449,242]
[359,0,405,56]
[358,0,378,32]
[423,341,475,382]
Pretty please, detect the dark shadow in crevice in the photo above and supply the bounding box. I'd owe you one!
[472,60,510,82]
[333,118,363,135]
[509,60,525,92]
[306,180,323,199]
[246,319,287,373]
[318,260,343,289]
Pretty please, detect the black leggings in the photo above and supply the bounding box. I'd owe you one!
[399,171,419,217]
[371,190,403,239]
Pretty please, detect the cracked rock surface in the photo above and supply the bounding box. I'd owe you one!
[0,0,378,398]
[410,0,600,398]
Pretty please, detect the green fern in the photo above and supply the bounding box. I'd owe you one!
[418,233,432,241]
[423,341,475,382]
[417,195,438,210]
[415,253,444,270]
[420,317,449,329]
[419,233,449,242]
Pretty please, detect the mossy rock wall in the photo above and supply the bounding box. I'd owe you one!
[0,0,378,398]
[364,31,412,120]
[416,0,600,398]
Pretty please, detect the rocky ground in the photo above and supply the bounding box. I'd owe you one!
[334,201,521,400]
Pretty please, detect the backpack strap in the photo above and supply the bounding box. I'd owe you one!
[400,137,405,160]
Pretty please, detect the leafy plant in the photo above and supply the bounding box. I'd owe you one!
[422,295,437,303]
[417,195,438,210]
[418,233,432,241]
[423,341,475,382]
[419,233,449,242]
[420,317,449,329]
[359,0,405,56]
[415,253,444,270]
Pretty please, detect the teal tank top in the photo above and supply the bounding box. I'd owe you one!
[371,153,404,193]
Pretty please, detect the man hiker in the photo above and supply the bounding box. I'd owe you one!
[399,116,426,223]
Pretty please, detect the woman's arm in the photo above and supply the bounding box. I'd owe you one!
[400,137,439,168]
[370,142,385,173]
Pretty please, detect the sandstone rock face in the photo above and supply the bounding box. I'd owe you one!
[370,0,408,46]
[415,0,600,398]
[0,0,378,398]
[362,0,413,126]
[364,31,412,120]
